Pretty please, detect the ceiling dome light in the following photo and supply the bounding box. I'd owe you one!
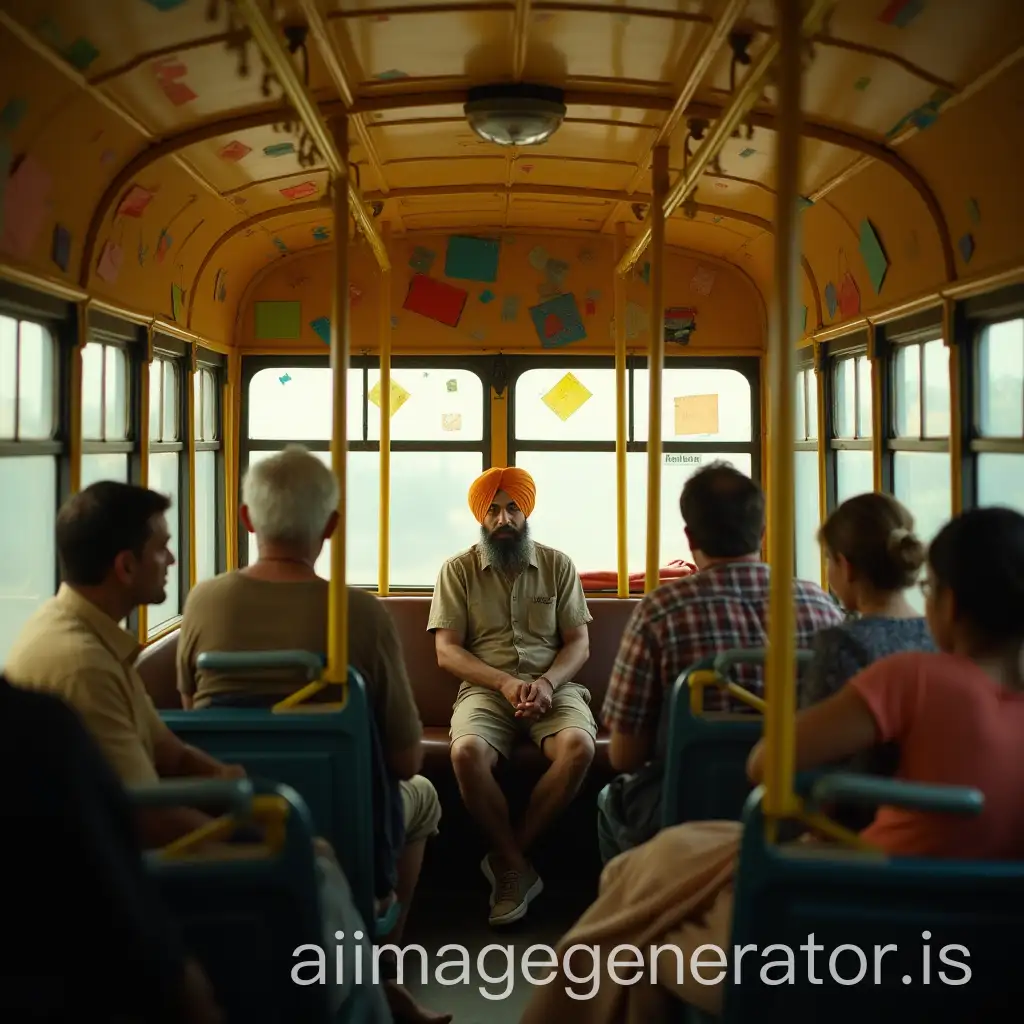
[464,84,566,147]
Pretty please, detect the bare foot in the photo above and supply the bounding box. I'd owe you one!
[385,980,453,1023]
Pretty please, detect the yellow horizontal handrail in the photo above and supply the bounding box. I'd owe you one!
[272,678,333,712]
[688,669,767,715]
[157,794,290,859]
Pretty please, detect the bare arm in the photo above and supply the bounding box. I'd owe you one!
[538,624,589,688]
[435,628,520,693]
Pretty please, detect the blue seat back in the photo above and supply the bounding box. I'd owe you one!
[723,783,1024,1019]
[661,655,762,826]
[161,665,376,931]
[139,779,339,1022]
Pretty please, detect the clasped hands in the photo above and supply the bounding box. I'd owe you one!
[501,675,554,719]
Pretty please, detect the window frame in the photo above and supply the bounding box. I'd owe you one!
[194,351,227,578]
[506,353,761,469]
[962,285,1024,508]
[238,353,492,587]
[80,329,134,465]
[145,338,191,636]
[824,332,873,513]
[793,348,821,580]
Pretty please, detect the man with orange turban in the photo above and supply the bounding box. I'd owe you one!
[427,465,597,927]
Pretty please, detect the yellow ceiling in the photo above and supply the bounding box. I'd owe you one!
[1,0,1023,347]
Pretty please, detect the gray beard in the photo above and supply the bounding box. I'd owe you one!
[480,522,531,575]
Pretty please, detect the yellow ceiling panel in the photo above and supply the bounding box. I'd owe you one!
[223,169,330,217]
[522,9,701,85]
[523,120,652,163]
[382,156,505,189]
[331,10,514,85]
[511,157,634,193]
[397,211,504,232]
[371,122,491,162]
[367,103,465,125]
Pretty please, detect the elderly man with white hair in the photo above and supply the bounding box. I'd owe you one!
[177,444,449,1024]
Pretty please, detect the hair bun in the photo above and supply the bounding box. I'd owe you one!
[887,525,925,571]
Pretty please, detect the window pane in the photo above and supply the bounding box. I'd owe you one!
[977,453,1024,515]
[794,369,806,441]
[978,319,1024,437]
[192,369,203,441]
[244,448,483,587]
[922,339,950,437]
[146,451,180,635]
[0,456,56,663]
[0,316,15,438]
[894,344,921,437]
[834,358,856,438]
[857,355,873,438]
[794,449,820,584]
[247,367,363,441]
[80,453,129,490]
[105,345,128,440]
[162,359,178,442]
[515,450,753,575]
[835,449,874,505]
[366,368,483,442]
[894,451,950,612]
[17,322,55,439]
[81,342,104,440]
[194,449,217,583]
[634,367,752,443]
[203,369,217,441]
[805,369,818,440]
[148,359,162,442]
[514,367,614,441]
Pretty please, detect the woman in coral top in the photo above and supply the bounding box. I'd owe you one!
[754,503,1024,860]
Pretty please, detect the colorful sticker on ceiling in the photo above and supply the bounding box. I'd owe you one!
[403,274,467,328]
[117,185,156,219]
[374,70,409,81]
[312,225,329,242]
[479,289,495,304]
[51,224,71,273]
[796,196,814,210]
[136,233,148,267]
[63,37,100,72]
[272,237,288,253]
[859,219,889,293]
[254,301,301,340]
[152,56,197,106]
[281,181,318,201]
[213,268,227,303]
[369,378,411,417]
[500,296,520,322]
[578,246,594,263]
[690,264,717,297]
[96,240,123,284]
[825,281,838,320]
[967,198,981,224]
[886,88,950,138]
[143,0,188,9]
[264,142,295,158]
[958,233,975,264]
[171,284,184,322]
[545,258,569,285]
[529,293,586,349]
[854,76,871,91]
[219,140,251,162]
[636,261,651,285]
[739,147,756,158]
[310,317,331,344]
[528,246,548,272]
[665,306,697,345]
[0,154,52,261]
[278,373,291,385]
[838,272,860,319]
[542,373,592,422]
[878,0,925,28]
[445,235,500,283]
[409,245,435,274]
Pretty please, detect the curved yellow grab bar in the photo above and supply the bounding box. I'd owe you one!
[793,806,880,854]
[157,794,290,859]
[688,669,767,715]
[272,677,332,712]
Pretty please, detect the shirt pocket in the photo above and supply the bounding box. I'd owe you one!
[528,597,557,636]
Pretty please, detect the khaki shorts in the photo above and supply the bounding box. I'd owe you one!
[450,681,598,760]
[399,775,442,844]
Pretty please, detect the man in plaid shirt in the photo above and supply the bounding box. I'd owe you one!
[597,462,842,862]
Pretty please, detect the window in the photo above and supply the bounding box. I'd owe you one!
[147,353,184,635]
[973,317,1024,514]
[243,360,488,588]
[831,352,874,507]
[509,360,758,575]
[193,364,223,583]
[888,335,951,610]
[793,364,820,583]
[0,314,61,663]
[80,339,132,491]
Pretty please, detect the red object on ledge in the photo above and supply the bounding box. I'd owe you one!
[578,559,698,593]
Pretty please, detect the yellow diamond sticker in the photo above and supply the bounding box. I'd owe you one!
[542,372,592,422]
[368,378,411,417]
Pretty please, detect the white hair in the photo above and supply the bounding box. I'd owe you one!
[241,445,339,549]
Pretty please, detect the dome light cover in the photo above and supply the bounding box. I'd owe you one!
[464,84,567,147]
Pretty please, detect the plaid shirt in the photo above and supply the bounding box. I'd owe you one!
[601,561,844,734]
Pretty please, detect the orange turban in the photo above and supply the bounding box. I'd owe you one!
[468,467,536,523]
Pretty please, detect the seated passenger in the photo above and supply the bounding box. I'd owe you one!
[521,505,1024,1022]
[597,461,843,862]
[803,492,937,829]
[4,481,387,1020]
[0,673,222,1024]
[177,446,448,1024]
[428,466,595,926]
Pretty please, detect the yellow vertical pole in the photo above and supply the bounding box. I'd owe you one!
[644,145,670,593]
[325,118,350,684]
[378,221,392,596]
[814,341,827,587]
[614,222,628,597]
[763,0,804,820]
[944,298,963,515]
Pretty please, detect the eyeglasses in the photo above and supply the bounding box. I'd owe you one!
[918,580,933,597]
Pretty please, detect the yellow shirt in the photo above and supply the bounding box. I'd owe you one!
[5,584,169,785]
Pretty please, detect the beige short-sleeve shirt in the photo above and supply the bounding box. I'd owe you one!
[427,540,592,681]
[4,584,169,786]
